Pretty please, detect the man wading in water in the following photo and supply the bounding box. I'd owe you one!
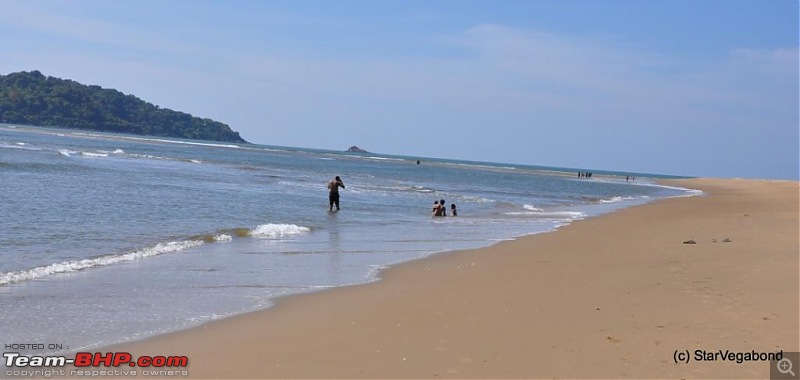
[327,176,345,211]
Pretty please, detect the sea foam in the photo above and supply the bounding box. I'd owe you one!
[0,240,203,286]
[249,224,311,238]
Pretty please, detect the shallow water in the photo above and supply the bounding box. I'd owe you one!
[0,125,695,353]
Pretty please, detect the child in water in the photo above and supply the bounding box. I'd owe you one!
[450,203,457,216]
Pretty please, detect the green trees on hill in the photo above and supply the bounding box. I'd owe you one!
[0,71,247,143]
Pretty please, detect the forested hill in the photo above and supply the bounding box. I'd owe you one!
[0,71,247,143]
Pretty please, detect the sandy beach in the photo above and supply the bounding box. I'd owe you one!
[103,178,798,379]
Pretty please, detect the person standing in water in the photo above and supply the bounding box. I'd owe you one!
[327,176,345,211]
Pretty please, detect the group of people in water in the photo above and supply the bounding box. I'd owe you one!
[331,168,638,216]
[432,199,457,217]
[328,175,458,217]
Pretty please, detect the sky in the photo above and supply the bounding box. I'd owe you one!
[1,0,797,179]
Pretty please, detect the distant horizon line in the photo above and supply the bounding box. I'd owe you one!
[3,122,703,181]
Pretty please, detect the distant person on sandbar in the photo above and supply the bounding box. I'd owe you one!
[450,203,457,216]
[327,176,345,211]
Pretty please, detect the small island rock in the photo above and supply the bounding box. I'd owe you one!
[347,146,369,153]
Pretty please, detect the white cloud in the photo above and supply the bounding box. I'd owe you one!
[0,1,215,57]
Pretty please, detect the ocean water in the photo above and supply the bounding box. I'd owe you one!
[0,125,697,354]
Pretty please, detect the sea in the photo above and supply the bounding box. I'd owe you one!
[0,124,699,355]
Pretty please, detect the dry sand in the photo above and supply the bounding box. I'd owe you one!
[108,178,798,379]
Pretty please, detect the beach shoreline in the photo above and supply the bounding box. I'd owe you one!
[71,178,799,379]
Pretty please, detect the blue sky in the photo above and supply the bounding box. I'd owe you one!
[1,0,797,179]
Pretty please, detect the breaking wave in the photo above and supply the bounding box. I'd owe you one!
[597,196,644,204]
[190,224,310,242]
[505,205,586,219]
[0,240,203,286]
[0,223,311,286]
[523,204,544,212]
[250,224,311,238]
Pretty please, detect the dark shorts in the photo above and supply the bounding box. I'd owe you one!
[329,193,340,204]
